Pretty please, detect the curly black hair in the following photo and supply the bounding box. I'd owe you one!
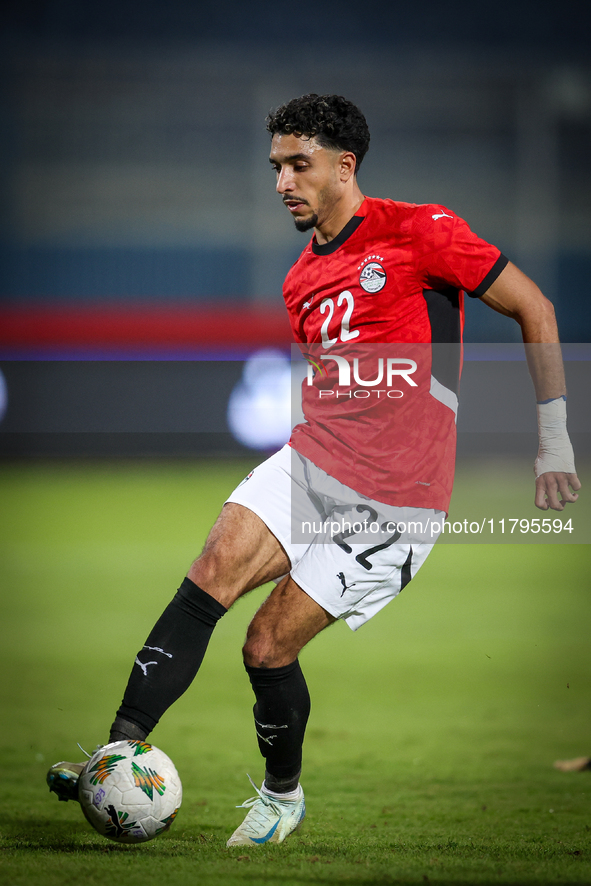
[266,94,370,172]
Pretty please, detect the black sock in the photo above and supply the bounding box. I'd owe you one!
[109,717,148,743]
[110,577,226,740]
[245,659,310,793]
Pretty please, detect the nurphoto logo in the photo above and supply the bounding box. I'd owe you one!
[306,353,418,399]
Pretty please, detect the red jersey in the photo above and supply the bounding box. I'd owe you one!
[285,196,507,512]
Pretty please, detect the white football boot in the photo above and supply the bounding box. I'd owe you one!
[226,776,305,847]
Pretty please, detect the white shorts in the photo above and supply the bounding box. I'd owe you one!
[226,444,444,631]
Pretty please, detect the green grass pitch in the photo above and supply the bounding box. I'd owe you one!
[1,457,590,885]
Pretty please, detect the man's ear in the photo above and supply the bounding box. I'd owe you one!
[339,151,357,182]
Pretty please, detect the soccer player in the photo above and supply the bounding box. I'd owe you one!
[47,94,580,846]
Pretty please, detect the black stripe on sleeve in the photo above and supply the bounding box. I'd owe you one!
[467,253,510,298]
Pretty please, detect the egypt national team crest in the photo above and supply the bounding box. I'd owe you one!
[359,258,387,293]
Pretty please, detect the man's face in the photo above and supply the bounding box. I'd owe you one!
[269,133,345,232]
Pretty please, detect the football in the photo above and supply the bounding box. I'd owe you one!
[78,740,182,844]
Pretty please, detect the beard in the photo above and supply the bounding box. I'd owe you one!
[294,212,319,233]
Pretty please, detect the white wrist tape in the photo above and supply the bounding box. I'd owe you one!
[535,397,576,477]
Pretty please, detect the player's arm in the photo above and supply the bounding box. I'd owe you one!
[479,260,581,511]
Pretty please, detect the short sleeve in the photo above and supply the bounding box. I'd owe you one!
[412,205,506,296]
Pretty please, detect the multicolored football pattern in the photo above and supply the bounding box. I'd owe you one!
[78,740,182,843]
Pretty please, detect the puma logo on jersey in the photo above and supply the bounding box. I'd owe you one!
[302,300,313,310]
[431,211,453,220]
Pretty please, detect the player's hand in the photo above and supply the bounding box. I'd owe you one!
[534,471,581,511]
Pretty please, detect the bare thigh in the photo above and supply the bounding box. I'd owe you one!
[243,576,336,668]
[187,502,290,608]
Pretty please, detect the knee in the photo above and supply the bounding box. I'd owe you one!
[242,621,294,669]
[187,551,217,590]
[242,625,271,669]
[187,551,239,609]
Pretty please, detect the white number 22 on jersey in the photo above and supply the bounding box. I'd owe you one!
[319,291,360,348]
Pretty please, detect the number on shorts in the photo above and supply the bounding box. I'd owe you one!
[355,523,402,571]
[332,504,379,553]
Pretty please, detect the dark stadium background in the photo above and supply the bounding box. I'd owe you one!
[0,0,590,457]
